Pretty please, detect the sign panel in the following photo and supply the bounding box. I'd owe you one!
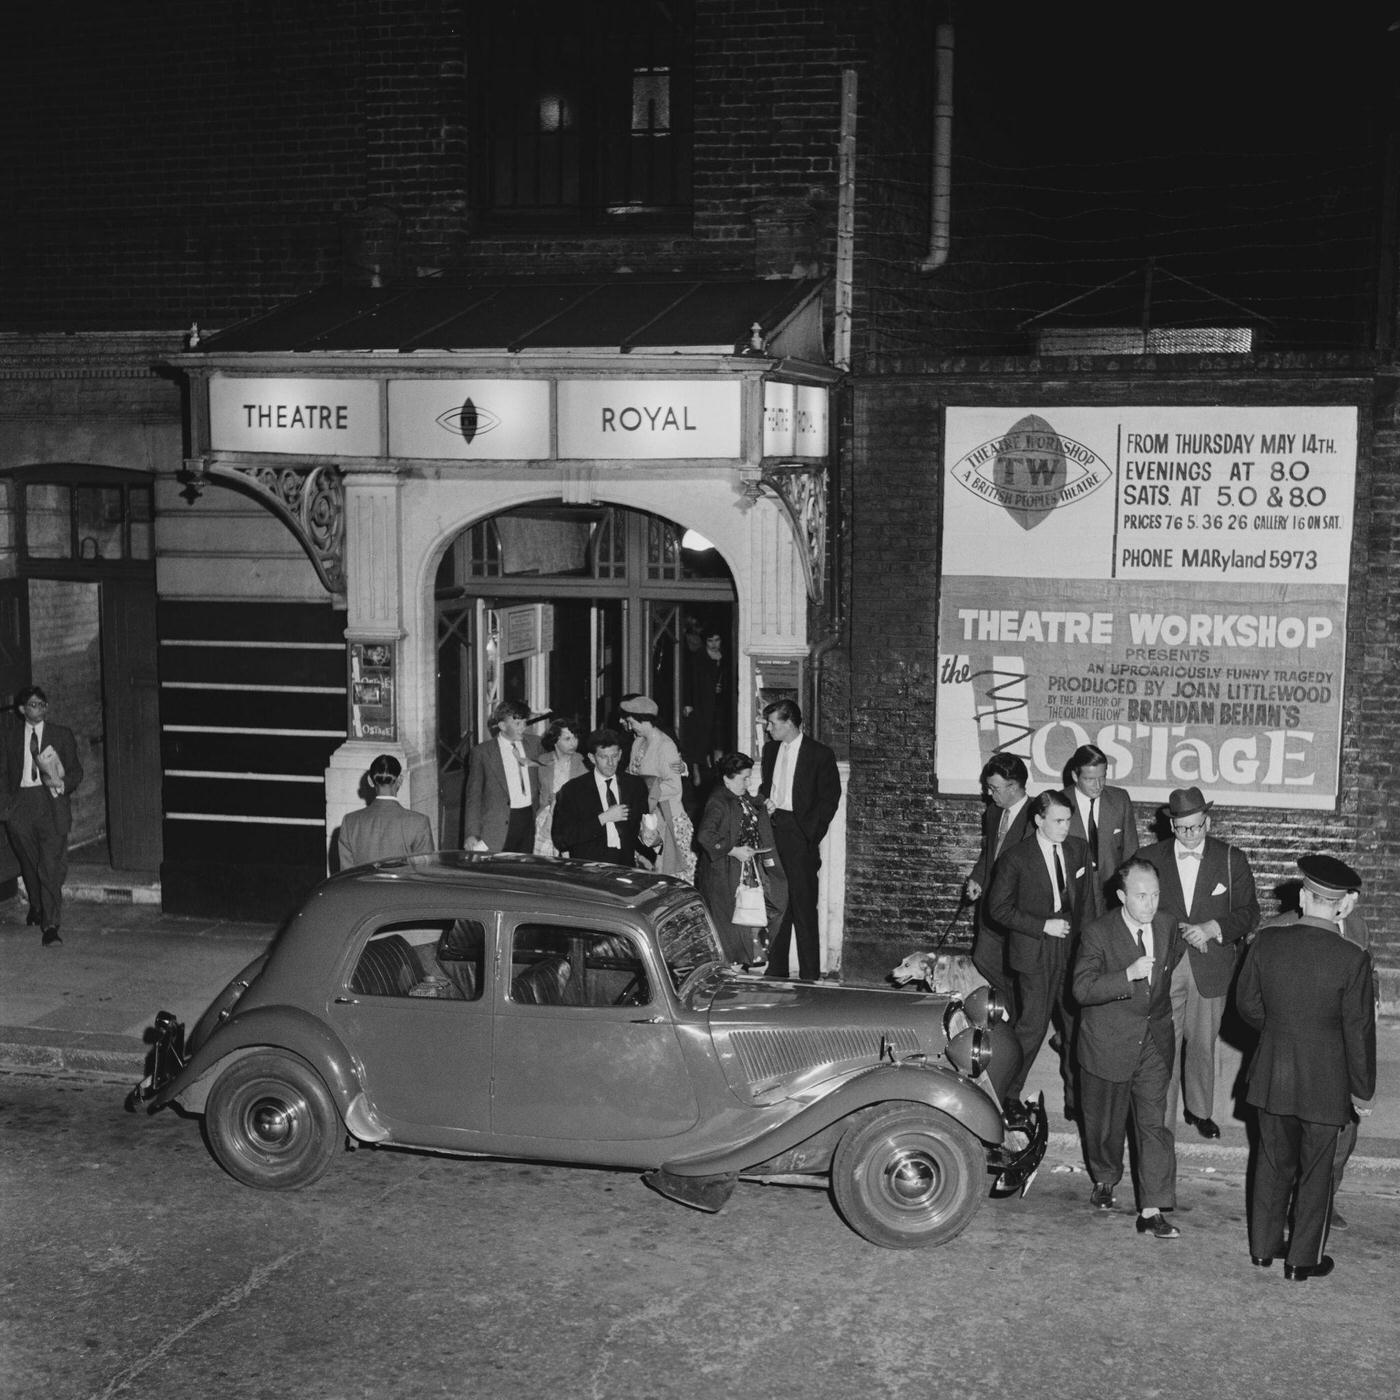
[763,382,829,458]
[210,375,382,456]
[388,379,552,459]
[349,642,396,740]
[936,405,1358,810]
[557,380,741,459]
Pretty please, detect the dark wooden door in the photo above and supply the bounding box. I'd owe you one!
[0,579,29,882]
[100,577,162,871]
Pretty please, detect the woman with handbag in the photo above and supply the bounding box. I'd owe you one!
[695,751,787,966]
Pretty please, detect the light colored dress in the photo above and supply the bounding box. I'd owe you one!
[534,751,588,856]
[628,727,696,881]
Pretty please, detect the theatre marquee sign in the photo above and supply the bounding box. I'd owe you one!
[206,374,826,463]
[935,404,1358,810]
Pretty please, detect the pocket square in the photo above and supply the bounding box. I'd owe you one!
[1075,867,1086,878]
[1211,882,1227,896]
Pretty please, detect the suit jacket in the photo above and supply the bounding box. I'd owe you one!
[758,733,841,847]
[694,784,785,927]
[463,733,542,851]
[970,796,1035,936]
[551,769,652,864]
[1063,785,1138,916]
[987,834,1090,974]
[1140,835,1259,996]
[337,797,435,869]
[1236,914,1376,1124]
[1073,908,1183,1082]
[0,716,83,835]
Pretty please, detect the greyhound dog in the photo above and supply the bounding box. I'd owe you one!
[890,949,989,998]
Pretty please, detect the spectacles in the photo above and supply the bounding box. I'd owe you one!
[1172,819,1207,834]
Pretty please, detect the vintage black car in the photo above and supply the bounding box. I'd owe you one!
[133,854,1045,1249]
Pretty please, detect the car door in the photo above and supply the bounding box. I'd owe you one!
[490,918,700,1142]
[326,911,494,1135]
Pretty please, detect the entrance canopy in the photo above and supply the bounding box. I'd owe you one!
[196,274,827,360]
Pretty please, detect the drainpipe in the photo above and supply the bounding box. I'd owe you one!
[833,68,858,371]
[919,23,954,273]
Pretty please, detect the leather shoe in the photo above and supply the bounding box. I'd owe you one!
[1329,1209,1348,1231]
[1090,1182,1115,1210]
[26,908,40,926]
[1136,1212,1180,1240]
[1250,1255,1274,1267]
[41,926,61,946]
[1284,1256,1335,1282]
[1185,1112,1221,1139]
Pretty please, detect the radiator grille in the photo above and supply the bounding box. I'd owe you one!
[730,1026,922,1084]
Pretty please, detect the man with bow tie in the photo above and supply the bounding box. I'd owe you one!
[1141,786,1259,1139]
[1073,858,1186,1238]
[1,685,83,946]
[463,699,541,854]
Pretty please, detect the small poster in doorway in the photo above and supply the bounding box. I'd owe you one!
[350,642,396,740]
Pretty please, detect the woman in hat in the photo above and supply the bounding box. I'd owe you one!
[620,696,695,880]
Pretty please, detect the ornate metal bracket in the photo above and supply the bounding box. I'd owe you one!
[753,462,827,603]
[180,457,346,596]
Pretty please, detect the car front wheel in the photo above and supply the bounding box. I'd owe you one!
[831,1104,983,1249]
[204,1052,342,1190]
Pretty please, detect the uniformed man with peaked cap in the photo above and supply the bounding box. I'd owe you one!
[1236,852,1376,1280]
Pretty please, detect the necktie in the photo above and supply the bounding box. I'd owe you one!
[1086,798,1098,861]
[605,779,620,847]
[1053,847,1067,908]
[994,809,1010,858]
[512,741,528,795]
[1178,848,1203,862]
[1136,927,1149,985]
[29,730,39,783]
[606,779,616,806]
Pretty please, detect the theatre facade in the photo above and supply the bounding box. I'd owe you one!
[155,275,847,957]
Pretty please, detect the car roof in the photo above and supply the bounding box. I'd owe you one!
[325,852,684,915]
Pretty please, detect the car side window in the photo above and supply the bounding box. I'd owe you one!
[509,924,650,1008]
[350,920,485,1002]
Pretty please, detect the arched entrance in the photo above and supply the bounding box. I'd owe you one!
[434,501,737,845]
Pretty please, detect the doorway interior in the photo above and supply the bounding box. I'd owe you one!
[435,502,736,846]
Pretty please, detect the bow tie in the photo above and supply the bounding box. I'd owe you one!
[1176,848,1203,861]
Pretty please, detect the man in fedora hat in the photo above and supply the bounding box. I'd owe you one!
[1236,854,1375,1280]
[1141,786,1259,1139]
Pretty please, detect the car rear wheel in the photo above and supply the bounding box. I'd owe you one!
[831,1104,983,1249]
[204,1053,341,1190]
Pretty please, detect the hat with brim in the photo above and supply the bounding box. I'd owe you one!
[1298,854,1361,899]
[620,696,659,717]
[1166,786,1213,820]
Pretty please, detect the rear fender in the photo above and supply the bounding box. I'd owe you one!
[660,1061,1004,1178]
[148,1006,363,1117]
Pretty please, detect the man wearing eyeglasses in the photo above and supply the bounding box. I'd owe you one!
[1,685,84,946]
[1141,786,1259,1139]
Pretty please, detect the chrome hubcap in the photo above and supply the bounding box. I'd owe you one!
[247,1096,299,1149]
[885,1149,939,1205]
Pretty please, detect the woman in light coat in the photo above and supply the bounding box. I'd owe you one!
[620,696,695,879]
[533,716,589,857]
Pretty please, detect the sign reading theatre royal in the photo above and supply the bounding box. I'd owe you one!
[208,374,785,461]
[936,405,1358,809]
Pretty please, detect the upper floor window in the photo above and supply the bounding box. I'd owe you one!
[472,0,693,230]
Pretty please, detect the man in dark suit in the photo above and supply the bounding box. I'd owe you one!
[337,754,435,868]
[1140,786,1259,1139]
[1062,742,1138,920]
[1,685,83,945]
[988,789,1089,1109]
[759,699,842,982]
[463,698,542,854]
[1236,854,1376,1280]
[551,728,655,866]
[1073,858,1186,1239]
[964,752,1034,1012]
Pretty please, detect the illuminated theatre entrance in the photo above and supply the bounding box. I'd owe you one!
[436,502,736,846]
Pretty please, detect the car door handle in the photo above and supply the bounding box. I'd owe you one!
[630,1015,662,1024]
[334,996,360,1005]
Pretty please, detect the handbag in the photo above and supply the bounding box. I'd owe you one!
[733,857,768,927]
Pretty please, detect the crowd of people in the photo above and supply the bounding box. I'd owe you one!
[966,745,1377,1279]
[345,693,840,983]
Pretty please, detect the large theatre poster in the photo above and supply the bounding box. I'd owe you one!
[936,406,1358,810]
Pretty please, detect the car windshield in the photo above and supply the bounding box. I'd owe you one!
[656,897,725,995]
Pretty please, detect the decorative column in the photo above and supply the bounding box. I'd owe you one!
[324,467,409,864]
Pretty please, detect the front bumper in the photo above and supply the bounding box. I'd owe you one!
[988,1093,1048,1197]
[125,1011,187,1111]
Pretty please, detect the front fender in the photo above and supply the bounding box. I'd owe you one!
[147,1005,364,1117]
[660,1061,1004,1177]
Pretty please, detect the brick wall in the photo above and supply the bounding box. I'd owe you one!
[839,356,1399,982]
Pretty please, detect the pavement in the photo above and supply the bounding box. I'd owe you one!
[3,872,1398,1181]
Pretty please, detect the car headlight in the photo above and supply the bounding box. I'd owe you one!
[941,984,1008,1040]
[945,1025,991,1078]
